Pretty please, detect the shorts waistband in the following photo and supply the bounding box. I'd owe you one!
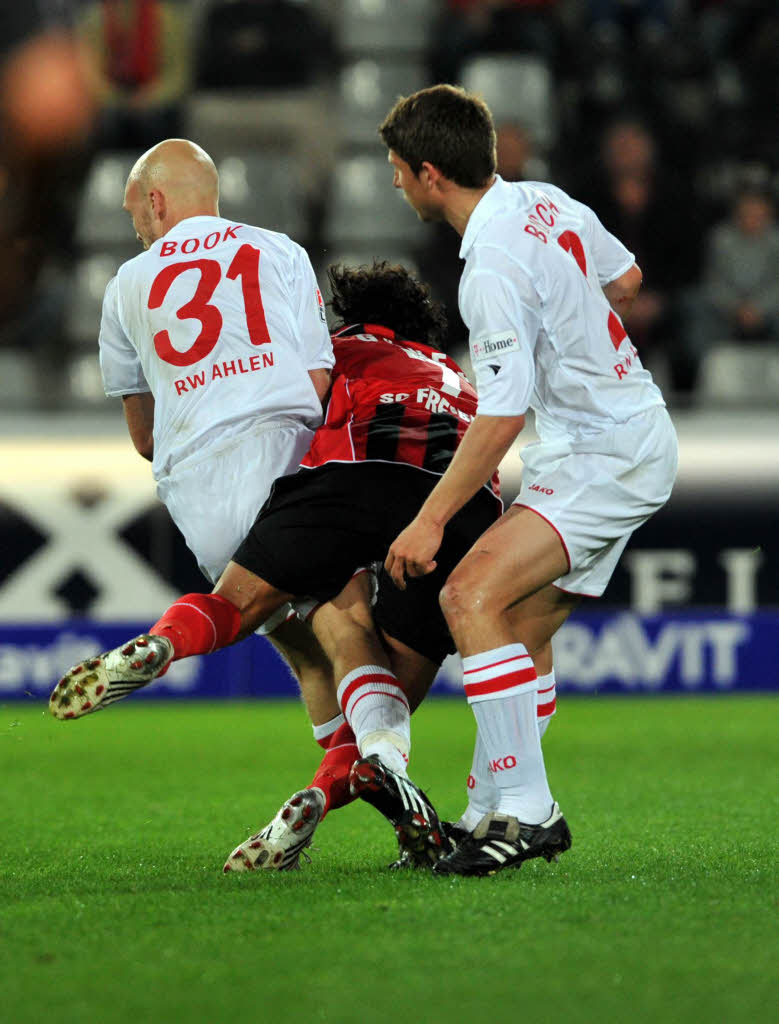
[156,416,313,481]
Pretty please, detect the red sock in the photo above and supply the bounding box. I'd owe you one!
[150,593,241,660]
[309,722,359,817]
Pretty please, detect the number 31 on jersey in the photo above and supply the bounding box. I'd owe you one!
[148,243,271,367]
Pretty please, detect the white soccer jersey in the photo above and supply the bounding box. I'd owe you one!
[460,177,665,441]
[100,215,333,478]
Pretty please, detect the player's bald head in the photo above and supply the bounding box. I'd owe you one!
[128,138,219,204]
[123,139,220,247]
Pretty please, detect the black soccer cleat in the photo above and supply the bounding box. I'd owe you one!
[388,819,467,869]
[432,803,572,877]
[441,821,471,848]
[349,755,448,867]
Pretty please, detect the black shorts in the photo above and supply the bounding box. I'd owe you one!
[232,462,500,665]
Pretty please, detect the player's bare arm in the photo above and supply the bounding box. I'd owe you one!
[122,393,155,461]
[386,412,524,589]
[603,262,642,319]
[308,368,331,407]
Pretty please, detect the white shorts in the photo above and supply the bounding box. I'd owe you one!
[156,421,315,584]
[513,405,678,597]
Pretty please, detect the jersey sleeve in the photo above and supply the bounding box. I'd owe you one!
[462,267,539,416]
[290,245,335,371]
[98,275,150,398]
[577,201,635,285]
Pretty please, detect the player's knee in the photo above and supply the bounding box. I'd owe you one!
[439,576,485,630]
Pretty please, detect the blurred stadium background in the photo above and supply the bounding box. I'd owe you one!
[0,0,777,701]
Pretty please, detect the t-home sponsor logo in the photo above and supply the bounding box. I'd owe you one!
[471,333,520,362]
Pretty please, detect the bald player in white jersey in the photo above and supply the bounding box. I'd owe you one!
[99,139,333,583]
[379,86,678,876]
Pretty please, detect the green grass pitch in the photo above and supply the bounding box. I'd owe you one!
[1,696,774,1024]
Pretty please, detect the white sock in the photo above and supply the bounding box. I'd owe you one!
[312,712,345,747]
[536,669,557,740]
[456,727,499,832]
[337,665,410,774]
[463,643,554,825]
[458,669,558,830]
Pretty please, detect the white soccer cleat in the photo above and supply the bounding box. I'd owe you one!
[223,788,326,873]
[49,634,174,720]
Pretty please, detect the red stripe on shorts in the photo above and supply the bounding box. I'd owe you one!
[511,503,572,573]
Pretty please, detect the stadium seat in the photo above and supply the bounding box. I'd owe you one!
[461,54,557,152]
[194,0,333,90]
[64,252,133,348]
[75,154,139,250]
[0,349,39,408]
[696,343,779,405]
[339,58,430,145]
[66,351,109,406]
[324,154,425,246]
[185,89,336,203]
[216,152,308,239]
[339,0,436,54]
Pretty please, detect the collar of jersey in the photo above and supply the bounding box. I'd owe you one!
[459,174,509,260]
[153,215,223,245]
[332,323,395,340]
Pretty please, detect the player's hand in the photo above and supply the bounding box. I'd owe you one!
[385,516,442,590]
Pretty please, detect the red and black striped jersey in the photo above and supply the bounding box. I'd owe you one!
[301,323,501,502]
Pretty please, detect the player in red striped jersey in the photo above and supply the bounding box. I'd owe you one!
[52,262,511,870]
[302,320,498,497]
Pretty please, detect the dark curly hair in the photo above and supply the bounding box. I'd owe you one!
[327,261,448,349]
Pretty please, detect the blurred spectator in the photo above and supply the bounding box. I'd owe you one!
[688,0,738,63]
[729,5,779,166]
[685,189,779,363]
[494,120,550,181]
[76,0,193,151]
[195,0,334,90]
[0,5,95,402]
[431,1,562,85]
[572,115,702,392]
[588,0,671,51]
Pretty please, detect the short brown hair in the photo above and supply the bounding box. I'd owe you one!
[379,84,496,189]
[327,261,448,349]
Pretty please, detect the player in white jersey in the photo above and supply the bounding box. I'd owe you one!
[379,85,678,876]
[99,139,333,582]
